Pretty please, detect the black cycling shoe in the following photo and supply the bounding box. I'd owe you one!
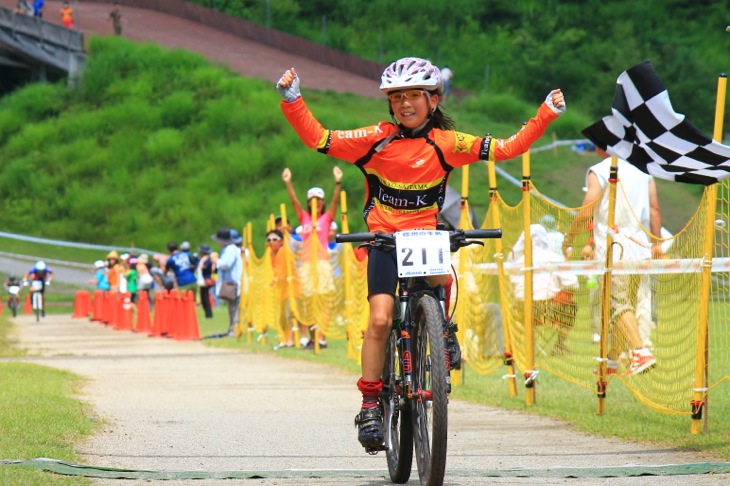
[354,407,384,450]
[445,320,462,370]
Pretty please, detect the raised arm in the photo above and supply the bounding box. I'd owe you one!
[327,166,343,218]
[281,168,305,217]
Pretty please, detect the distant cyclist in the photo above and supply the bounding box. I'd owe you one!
[23,260,54,317]
[276,57,565,449]
[4,273,22,317]
[4,273,21,290]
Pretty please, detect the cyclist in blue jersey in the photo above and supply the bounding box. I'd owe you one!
[23,260,54,316]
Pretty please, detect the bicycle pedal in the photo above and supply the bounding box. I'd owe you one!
[365,444,387,455]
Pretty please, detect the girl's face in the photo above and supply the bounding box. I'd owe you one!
[307,197,325,213]
[388,89,439,129]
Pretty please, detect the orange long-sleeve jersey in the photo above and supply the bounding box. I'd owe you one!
[281,97,557,233]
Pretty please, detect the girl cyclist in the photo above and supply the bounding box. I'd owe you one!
[276,57,565,450]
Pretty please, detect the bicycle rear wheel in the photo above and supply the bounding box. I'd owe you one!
[411,295,448,486]
[382,328,413,483]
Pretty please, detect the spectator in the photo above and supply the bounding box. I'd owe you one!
[89,260,111,291]
[281,166,342,349]
[32,0,44,18]
[165,241,198,295]
[109,2,124,36]
[212,227,243,336]
[136,253,154,306]
[440,65,454,103]
[540,214,565,255]
[197,243,215,319]
[509,224,578,356]
[105,251,124,293]
[15,0,32,15]
[125,256,139,303]
[60,1,74,29]
[563,148,663,375]
[265,229,297,349]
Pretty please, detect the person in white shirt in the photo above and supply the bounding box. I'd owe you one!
[564,149,664,375]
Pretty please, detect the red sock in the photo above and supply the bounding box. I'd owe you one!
[357,378,383,409]
[444,275,454,321]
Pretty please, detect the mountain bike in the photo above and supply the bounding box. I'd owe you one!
[336,228,501,486]
[27,280,48,322]
[7,285,21,317]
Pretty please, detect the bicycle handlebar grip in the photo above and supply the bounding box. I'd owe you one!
[463,229,502,239]
[335,232,376,243]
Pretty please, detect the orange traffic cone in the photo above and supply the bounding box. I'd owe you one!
[166,289,181,338]
[176,290,200,340]
[73,290,91,318]
[118,292,133,331]
[136,291,152,334]
[91,290,103,322]
[108,292,120,329]
[101,291,112,325]
[24,293,32,314]
[151,291,165,337]
[153,290,174,337]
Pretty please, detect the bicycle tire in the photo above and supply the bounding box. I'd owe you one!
[411,295,448,486]
[9,297,18,317]
[382,328,413,483]
[33,292,42,321]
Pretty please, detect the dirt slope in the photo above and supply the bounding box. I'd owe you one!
[0,0,382,98]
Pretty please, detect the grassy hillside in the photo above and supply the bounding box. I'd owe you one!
[0,37,704,255]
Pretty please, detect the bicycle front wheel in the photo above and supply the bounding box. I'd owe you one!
[383,328,413,484]
[33,292,42,321]
[411,295,448,486]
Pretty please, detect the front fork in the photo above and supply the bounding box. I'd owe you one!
[397,287,452,401]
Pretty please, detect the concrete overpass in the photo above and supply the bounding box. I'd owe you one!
[0,6,85,94]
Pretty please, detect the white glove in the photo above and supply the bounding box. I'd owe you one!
[276,74,301,103]
[545,90,566,116]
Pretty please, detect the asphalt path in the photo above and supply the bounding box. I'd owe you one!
[2,314,728,485]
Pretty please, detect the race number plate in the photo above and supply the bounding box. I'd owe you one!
[395,230,451,277]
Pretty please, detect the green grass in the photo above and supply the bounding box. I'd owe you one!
[0,315,95,485]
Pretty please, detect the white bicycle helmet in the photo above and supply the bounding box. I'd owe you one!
[35,261,47,271]
[380,57,442,94]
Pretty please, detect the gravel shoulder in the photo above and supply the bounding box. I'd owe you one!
[3,314,728,485]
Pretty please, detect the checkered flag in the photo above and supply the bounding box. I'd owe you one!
[582,60,730,185]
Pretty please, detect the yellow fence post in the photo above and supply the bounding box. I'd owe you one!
[522,146,537,405]
[596,157,619,415]
[452,166,471,387]
[691,73,726,434]
[244,222,254,343]
[280,204,301,349]
[487,160,518,397]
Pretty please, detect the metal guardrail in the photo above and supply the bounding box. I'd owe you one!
[0,6,85,79]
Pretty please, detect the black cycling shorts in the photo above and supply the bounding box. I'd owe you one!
[367,248,398,298]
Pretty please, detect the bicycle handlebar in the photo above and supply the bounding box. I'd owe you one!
[335,228,502,244]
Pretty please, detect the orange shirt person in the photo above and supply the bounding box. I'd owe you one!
[105,251,124,293]
[60,1,74,29]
